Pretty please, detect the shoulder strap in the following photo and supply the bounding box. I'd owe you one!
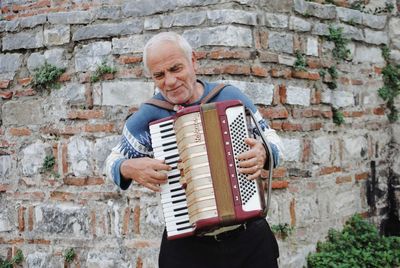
[200,83,227,104]
[142,83,228,111]
[144,98,176,111]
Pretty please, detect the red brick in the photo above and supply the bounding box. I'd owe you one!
[90,210,96,237]
[0,91,13,99]
[290,198,296,226]
[28,206,34,231]
[306,58,322,69]
[8,192,45,201]
[50,191,74,201]
[62,143,68,175]
[194,51,207,60]
[133,205,140,234]
[272,85,281,105]
[258,31,269,50]
[374,66,382,75]
[122,207,131,235]
[136,257,143,268]
[279,85,287,104]
[308,72,320,80]
[63,177,105,186]
[208,49,251,60]
[271,68,291,78]
[270,121,282,130]
[58,73,71,82]
[119,55,143,64]
[0,80,11,89]
[272,180,289,189]
[84,123,114,133]
[302,139,311,163]
[18,206,26,232]
[292,70,309,79]
[27,239,51,245]
[319,166,342,175]
[321,110,333,118]
[68,110,105,120]
[302,122,322,131]
[251,65,269,77]
[17,77,32,86]
[351,79,363,85]
[343,111,364,117]
[9,127,31,136]
[373,107,385,115]
[355,172,369,181]
[259,106,289,119]
[14,88,37,97]
[0,184,11,192]
[311,89,321,104]
[282,122,302,131]
[339,77,350,85]
[336,175,352,184]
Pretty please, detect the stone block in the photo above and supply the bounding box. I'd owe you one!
[48,11,92,24]
[144,17,161,30]
[217,80,274,105]
[0,20,19,32]
[312,136,331,164]
[294,0,336,19]
[286,86,311,106]
[123,0,177,17]
[306,37,319,56]
[2,29,44,51]
[289,16,312,32]
[353,45,385,64]
[172,11,207,26]
[27,48,67,72]
[389,18,400,50]
[0,210,12,232]
[26,252,49,268]
[312,22,330,36]
[281,138,301,162]
[74,41,112,72]
[2,100,44,126]
[362,13,386,29]
[21,141,50,176]
[93,6,122,20]
[0,53,22,80]
[343,135,368,161]
[73,19,143,41]
[264,13,289,28]
[68,137,94,177]
[44,25,70,46]
[339,24,364,41]
[183,25,253,48]
[20,14,47,28]
[296,195,320,226]
[35,205,89,236]
[94,136,120,175]
[207,10,257,26]
[112,34,149,55]
[331,90,354,108]
[268,32,293,54]
[0,155,12,181]
[364,29,388,45]
[336,7,362,24]
[101,81,154,107]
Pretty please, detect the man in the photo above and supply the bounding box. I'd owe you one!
[105,32,283,267]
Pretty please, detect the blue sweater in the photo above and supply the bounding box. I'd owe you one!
[105,80,282,190]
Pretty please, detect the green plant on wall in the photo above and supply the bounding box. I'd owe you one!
[327,25,350,62]
[332,108,345,125]
[271,223,293,240]
[90,61,117,83]
[64,248,76,263]
[307,214,400,268]
[0,249,24,268]
[379,46,400,122]
[294,50,307,71]
[32,61,66,91]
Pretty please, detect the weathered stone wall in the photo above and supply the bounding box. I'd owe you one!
[0,0,399,267]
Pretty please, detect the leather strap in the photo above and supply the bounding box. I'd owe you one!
[143,83,228,111]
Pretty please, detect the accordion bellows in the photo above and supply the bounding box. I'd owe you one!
[150,100,267,240]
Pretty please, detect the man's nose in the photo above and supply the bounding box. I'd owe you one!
[164,72,176,86]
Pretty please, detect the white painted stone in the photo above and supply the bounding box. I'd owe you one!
[286,86,311,106]
[102,81,154,107]
[281,138,301,162]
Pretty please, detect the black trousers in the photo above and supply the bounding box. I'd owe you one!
[159,218,279,268]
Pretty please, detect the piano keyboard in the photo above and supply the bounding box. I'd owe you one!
[149,119,195,238]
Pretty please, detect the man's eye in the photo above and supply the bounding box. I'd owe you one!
[171,66,182,72]
[153,73,164,79]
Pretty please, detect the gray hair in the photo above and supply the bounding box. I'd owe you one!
[143,32,193,76]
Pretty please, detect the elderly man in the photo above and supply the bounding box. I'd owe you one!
[105,32,282,267]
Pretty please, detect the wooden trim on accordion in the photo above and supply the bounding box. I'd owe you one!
[201,103,236,225]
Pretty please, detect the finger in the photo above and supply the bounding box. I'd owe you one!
[147,170,168,184]
[238,165,259,175]
[143,182,161,192]
[237,149,257,161]
[238,157,258,168]
[244,137,258,146]
[152,160,172,171]
[247,170,261,180]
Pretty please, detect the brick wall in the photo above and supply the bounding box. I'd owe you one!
[0,0,399,267]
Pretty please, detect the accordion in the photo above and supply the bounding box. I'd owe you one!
[149,100,273,240]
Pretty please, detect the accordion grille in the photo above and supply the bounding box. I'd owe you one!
[229,111,257,205]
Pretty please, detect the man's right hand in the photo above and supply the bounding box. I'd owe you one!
[120,157,171,192]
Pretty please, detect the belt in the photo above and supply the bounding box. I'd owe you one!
[197,219,259,242]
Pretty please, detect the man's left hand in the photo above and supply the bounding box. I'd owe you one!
[237,137,267,180]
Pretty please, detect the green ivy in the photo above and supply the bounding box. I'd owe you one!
[42,155,55,172]
[294,50,307,72]
[0,249,24,268]
[64,248,76,263]
[327,26,350,62]
[32,61,65,91]
[90,61,117,83]
[332,108,345,125]
[307,214,400,268]
[271,223,293,239]
[379,46,400,122]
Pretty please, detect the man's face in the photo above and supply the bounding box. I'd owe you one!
[146,41,199,105]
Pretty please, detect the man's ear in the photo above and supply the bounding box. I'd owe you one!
[191,52,198,71]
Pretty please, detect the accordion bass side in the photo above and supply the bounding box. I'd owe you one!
[149,100,274,240]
